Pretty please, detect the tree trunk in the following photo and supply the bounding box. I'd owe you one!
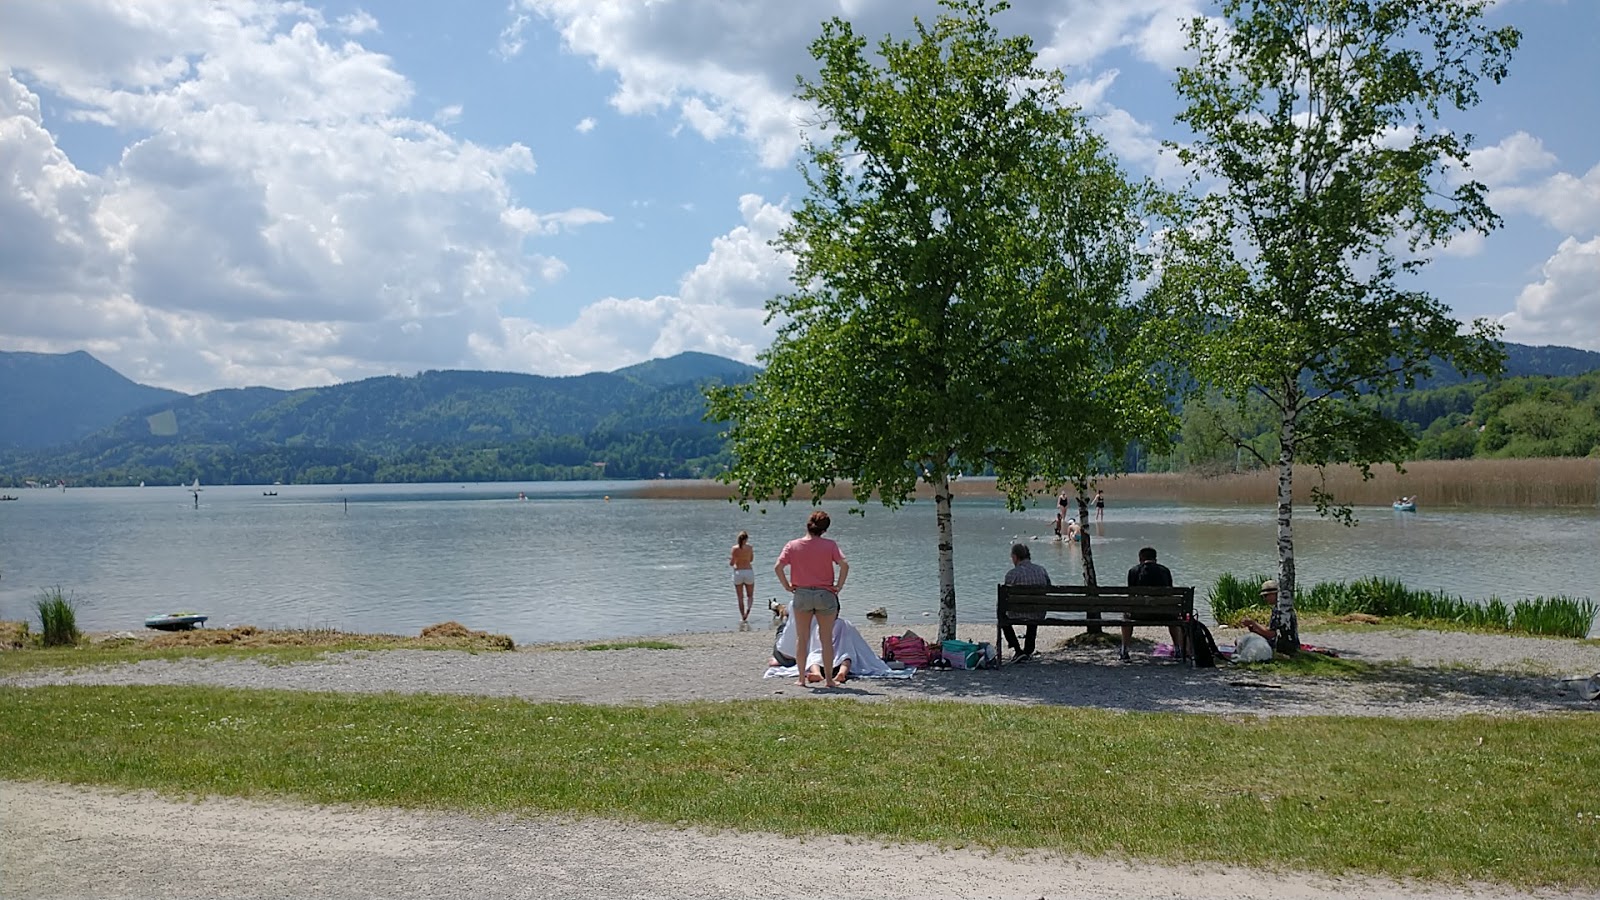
[1276,411,1297,608]
[935,471,957,643]
[1076,495,1099,587]
[1077,493,1102,633]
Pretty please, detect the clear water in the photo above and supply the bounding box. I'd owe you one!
[0,482,1594,644]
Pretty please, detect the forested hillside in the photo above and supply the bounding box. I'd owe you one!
[0,353,756,486]
[0,350,185,450]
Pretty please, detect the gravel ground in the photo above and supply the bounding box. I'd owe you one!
[6,622,1599,717]
[5,623,1597,900]
[1,780,1584,900]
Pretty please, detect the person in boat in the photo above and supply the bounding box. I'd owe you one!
[1239,580,1299,655]
[729,530,756,622]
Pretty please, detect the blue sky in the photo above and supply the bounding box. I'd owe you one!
[1,0,1596,393]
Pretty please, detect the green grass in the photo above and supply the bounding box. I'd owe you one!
[1207,573,1597,638]
[33,588,81,647]
[1,686,1596,889]
[575,640,685,651]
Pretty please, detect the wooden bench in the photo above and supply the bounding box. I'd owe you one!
[995,584,1196,666]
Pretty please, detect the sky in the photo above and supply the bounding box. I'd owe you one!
[1,0,1596,394]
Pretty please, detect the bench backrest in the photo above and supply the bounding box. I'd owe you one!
[997,584,1194,619]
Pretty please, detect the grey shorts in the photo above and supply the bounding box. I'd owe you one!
[791,587,840,615]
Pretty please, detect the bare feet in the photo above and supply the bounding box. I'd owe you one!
[795,677,809,687]
[824,679,838,688]
[806,667,825,683]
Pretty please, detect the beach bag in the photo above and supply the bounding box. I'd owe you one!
[882,632,930,668]
[1187,619,1219,668]
[940,639,985,670]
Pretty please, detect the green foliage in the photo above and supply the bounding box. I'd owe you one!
[1159,0,1520,597]
[1206,572,1271,622]
[1208,573,1597,639]
[707,0,1177,640]
[34,588,80,647]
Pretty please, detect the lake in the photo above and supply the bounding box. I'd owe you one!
[0,481,1595,643]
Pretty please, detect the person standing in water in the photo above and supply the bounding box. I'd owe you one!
[729,531,756,622]
[774,510,849,688]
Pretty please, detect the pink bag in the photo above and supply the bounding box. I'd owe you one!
[881,632,930,668]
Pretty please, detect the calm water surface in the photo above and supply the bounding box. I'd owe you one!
[1,482,1594,644]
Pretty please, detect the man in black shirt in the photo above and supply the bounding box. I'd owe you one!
[1124,546,1179,661]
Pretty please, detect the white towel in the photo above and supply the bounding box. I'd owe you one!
[769,615,900,677]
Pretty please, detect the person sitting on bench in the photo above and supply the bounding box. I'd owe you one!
[1000,542,1051,662]
[1123,546,1177,661]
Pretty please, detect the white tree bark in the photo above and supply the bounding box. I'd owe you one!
[935,470,957,643]
[1276,409,1297,606]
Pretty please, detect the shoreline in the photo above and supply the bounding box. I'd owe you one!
[8,620,1599,718]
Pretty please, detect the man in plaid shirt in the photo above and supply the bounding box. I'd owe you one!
[1000,542,1051,661]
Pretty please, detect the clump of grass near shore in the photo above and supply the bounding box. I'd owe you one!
[34,588,81,647]
[0,686,1594,889]
[1208,573,1597,638]
[577,640,684,651]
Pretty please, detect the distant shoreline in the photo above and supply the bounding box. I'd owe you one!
[634,458,1599,508]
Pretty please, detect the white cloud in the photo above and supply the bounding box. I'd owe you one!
[1458,131,1557,188]
[1493,161,1600,235]
[513,0,1199,169]
[575,116,596,133]
[1499,237,1600,350]
[0,0,598,392]
[338,11,380,36]
[476,194,794,374]
[434,104,463,126]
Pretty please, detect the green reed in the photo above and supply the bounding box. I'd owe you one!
[1207,574,1596,638]
[33,587,81,648]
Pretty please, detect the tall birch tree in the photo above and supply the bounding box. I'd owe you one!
[706,0,1176,642]
[1160,0,1518,610]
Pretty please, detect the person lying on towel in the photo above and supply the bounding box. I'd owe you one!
[769,602,892,682]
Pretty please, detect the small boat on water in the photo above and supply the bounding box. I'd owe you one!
[0,495,17,501]
[144,613,208,631]
[263,491,278,496]
[1393,499,1417,512]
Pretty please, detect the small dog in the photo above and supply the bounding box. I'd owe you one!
[767,597,787,621]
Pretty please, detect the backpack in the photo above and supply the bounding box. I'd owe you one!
[881,632,931,668]
[1187,619,1219,668]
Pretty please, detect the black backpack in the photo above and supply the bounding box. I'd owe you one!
[1187,619,1219,668]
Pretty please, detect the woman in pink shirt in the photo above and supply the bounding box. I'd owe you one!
[773,509,850,688]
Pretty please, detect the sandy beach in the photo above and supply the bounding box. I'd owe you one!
[4,621,1598,899]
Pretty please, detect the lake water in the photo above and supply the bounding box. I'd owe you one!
[0,482,1595,644]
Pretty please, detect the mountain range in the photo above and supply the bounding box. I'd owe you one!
[0,350,759,485]
[1,340,1597,486]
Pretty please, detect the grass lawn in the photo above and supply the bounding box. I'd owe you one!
[1,686,1595,889]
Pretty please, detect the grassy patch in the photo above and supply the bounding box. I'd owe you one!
[576,640,685,651]
[1229,652,1381,679]
[0,626,516,677]
[1,686,1596,888]
[1208,573,1597,639]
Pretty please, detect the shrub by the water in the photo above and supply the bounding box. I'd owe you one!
[1207,574,1596,639]
[1206,572,1270,623]
[34,588,81,647]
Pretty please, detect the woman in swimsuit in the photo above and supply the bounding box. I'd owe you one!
[729,531,756,622]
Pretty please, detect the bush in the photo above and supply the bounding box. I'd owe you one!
[1206,572,1269,623]
[34,588,81,647]
[1206,573,1596,639]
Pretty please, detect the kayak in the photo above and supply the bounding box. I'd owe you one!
[144,613,208,631]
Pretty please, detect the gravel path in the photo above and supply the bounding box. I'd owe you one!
[1,780,1583,900]
[6,623,1599,717]
[5,624,1597,899]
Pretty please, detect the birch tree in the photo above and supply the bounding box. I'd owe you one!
[1160,0,1517,608]
[706,0,1176,642]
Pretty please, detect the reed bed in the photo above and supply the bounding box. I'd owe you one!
[33,588,80,648]
[633,459,1598,507]
[1207,573,1598,638]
